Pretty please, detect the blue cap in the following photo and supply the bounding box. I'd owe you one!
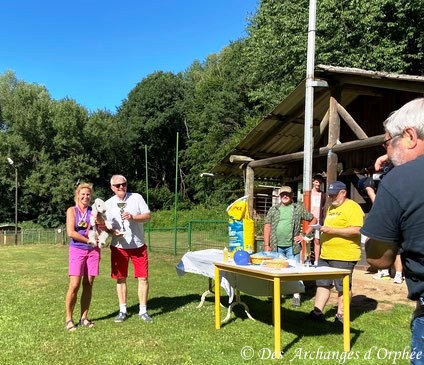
[327,181,346,195]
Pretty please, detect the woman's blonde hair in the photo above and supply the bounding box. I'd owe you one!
[74,183,93,204]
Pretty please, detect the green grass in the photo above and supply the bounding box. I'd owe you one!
[0,245,413,365]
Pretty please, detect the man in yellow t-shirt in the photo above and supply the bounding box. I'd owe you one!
[306,181,364,326]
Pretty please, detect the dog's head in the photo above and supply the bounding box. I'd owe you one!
[93,198,107,214]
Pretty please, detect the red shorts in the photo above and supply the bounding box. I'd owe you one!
[110,245,148,279]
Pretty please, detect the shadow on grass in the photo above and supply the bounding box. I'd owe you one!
[93,294,201,321]
[216,287,376,352]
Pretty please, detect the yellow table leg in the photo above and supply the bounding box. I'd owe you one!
[215,266,221,329]
[273,277,281,359]
[342,274,351,351]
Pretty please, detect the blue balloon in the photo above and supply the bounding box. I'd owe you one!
[233,250,250,265]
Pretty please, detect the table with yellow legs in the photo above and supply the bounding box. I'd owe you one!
[214,262,351,359]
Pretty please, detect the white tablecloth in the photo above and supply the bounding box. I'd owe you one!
[176,249,305,301]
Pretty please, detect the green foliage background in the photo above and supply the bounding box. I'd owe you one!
[0,0,422,227]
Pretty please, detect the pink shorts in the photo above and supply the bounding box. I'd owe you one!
[111,245,148,279]
[68,246,101,276]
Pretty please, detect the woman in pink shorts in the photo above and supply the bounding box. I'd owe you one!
[65,183,100,331]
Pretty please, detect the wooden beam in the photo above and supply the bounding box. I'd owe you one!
[248,134,385,168]
[319,109,329,136]
[229,155,254,163]
[336,102,368,139]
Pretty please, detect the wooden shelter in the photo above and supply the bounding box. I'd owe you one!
[212,65,424,215]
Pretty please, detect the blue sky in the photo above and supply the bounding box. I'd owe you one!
[1,0,258,113]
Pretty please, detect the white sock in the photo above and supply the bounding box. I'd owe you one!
[119,304,127,314]
[394,272,402,278]
[293,293,300,299]
[381,269,389,276]
[139,305,147,315]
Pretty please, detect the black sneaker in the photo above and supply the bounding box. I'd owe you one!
[139,312,153,323]
[334,313,343,327]
[114,312,128,323]
[305,310,325,322]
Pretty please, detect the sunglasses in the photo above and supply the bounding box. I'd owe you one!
[382,134,402,150]
[112,182,127,188]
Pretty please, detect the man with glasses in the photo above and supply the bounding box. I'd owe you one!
[263,185,317,306]
[362,98,424,364]
[306,181,364,327]
[105,175,153,323]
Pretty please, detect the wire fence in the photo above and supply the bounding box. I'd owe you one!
[1,228,67,245]
[0,220,229,255]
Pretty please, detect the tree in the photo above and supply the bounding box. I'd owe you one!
[116,72,187,198]
[182,41,255,204]
[243,0,310,111]
[0,72,99,226]
[317,0,424,74]
[243,0,424,111]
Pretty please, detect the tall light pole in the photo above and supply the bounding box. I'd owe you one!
[7,157,18,245]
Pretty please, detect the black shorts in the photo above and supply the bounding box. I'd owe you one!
[316,258,357,291]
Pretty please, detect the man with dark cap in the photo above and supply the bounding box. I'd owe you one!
[306,181,364,326]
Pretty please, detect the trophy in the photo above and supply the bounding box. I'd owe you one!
[117,202,127,232]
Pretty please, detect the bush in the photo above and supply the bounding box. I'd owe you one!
[151,204,227,228]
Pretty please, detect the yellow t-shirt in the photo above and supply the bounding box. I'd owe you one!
[320,199,364,261]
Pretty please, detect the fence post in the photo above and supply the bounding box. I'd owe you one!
[188,221,192,251]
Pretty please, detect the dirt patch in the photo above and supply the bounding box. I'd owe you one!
[325,268,414,311]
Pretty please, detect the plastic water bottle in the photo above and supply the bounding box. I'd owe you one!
[223,247,229,262]
[304,256,311,268]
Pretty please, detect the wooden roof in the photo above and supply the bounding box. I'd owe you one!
[212,65,424,182]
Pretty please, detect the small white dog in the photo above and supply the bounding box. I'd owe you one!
[87,198,112,247]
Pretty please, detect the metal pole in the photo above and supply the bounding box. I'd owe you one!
[302,0,317,263]
[303,0,317,193]
[145,145,151,250]
[14,166,18,245]
[7,157,18,245]
[174,132,179,256]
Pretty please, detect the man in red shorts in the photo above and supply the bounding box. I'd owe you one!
[106,174,152,323]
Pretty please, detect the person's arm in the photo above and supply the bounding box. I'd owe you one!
[294,216,317,244]
[304,216,317,235]
[263,223,271,252]
[320,225,361,238]
[125,194,151,223]
[374,154,389,171]
[66,207,91,244]
[122,211,151,222]
[365,238,398,269]
[313,238,321,265]
[365,187,376,203]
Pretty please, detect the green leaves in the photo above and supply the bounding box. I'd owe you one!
[1,0,423,225]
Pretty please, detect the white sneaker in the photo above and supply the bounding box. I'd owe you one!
[393,274,403,284]
[373,270,390,280]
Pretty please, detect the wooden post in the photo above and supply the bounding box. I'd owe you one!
[245,165,254,218]
[326,96,340,185]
